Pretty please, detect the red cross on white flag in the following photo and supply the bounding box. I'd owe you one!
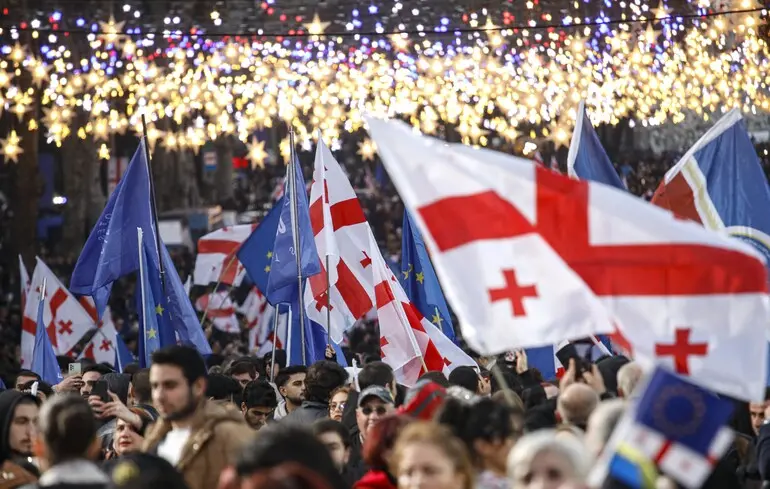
[21,257,97,367]
[366,117,769,401]
[78,306,118,366]
[193,224,255,287]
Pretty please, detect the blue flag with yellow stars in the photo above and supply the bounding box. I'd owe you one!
[136,233,176,368]
[400,210,456,342]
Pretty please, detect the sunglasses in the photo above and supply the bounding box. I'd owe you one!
[360,406,388,416]
[330,402,346,412]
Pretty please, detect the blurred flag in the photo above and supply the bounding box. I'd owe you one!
[115,333,134,372]
[567,100,625,190]
[19,255,30,313]
[21,258,96,366]
[78,307,119,366]
[31,285,63,385]
[400,210,455,342]
[71,140,158,317]
[195,291,240,334]
[593,367,734,489]
[136,229,177,367]
[193,225,255,286]
[367,116,769,401]
[606,443,659,489]
[265,155,321,301]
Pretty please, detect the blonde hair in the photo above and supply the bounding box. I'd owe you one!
[391,421,474,489]
[507,429,590,483]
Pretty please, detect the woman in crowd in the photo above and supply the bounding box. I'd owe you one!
[437,397,520,489]
[390,422,474,489]
[354,415,410,489]
[106,410,154,460]
[329,387,350,423]
[507,430,590,489]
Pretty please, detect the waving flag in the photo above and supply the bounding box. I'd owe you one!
[400,210,455,342]
[21,258,96,366]
[193,225,255,286]
[238,199,285,303]
[19,255,30,312]
[78,307,119,365]
[265,155,321,301]
[115,333,134,372]
[567,100,625,190]
[31,286,63,385]
[71,140,158,317]
[367,117,769,401]
[195,291,240,333]
[304,138,377,342]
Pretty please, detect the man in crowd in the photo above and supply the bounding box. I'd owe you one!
[283,361,347,424]
[0,390,40,475]
[226,360,258,388]
[241,380,278,430]
[448,366,485,395]
[80,364,113,398]
[128,368,158,422]
[13,371,39,392]
[616,361,643,399]
[273,366,306,420]
[143,345,253,489]
[34,394,110,488]
[353,384,395,474]
[313,419,353,484]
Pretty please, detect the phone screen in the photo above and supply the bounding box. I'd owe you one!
[92,380,110,403]
[68,362,82,375]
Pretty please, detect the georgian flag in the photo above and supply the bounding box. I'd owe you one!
[366,117,769,401]
[78,307,119,365]
[193,225,255,287]
[195,291,240,334]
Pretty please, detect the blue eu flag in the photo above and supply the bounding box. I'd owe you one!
[31,292,63,385]
[265,156,321,302]
[115,333,135,373]
[567,100,625,190]
[400,211,455,342]
[71,140,159,317]
[136,234,176,368]
[238,198,287,304]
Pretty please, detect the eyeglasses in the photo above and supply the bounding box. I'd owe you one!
[360,406,388,416]
[330,402,346,412]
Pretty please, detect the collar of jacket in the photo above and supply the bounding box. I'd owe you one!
[144,399,246,470]
[38,459,109,486]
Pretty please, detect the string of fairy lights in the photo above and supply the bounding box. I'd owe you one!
[0,0,768,168]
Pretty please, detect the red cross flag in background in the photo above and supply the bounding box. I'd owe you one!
[367,117,770,402]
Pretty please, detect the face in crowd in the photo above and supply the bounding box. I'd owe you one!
[150,364,205,421]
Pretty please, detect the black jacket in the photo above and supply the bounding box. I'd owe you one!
[0,390,40,465]
[19,459,109,489]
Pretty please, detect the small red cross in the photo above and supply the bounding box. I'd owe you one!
[442,357,452,367]
[58,320,73,335]
[360,251,372,269]
[314,291,333,312]
[99,339,112,351]
[654,328,708,375]
[487,269,538,317]
[380,336,389,350]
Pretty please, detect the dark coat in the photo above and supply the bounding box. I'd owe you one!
[281,401,329,425]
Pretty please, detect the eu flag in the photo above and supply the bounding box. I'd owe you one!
[567,100,625,190]
[265,156,321,302]
[238,198,286,304]
[31,292,63,385]
[71,140,158,317]
[115,333,135,373]
[136,233,176,368]
[400,211,455,342]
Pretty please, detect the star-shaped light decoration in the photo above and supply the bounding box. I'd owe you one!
[146,327,157,339]
[247,137,268,169]
[357,139,377,161]
[304,14,330,41]
[0,130,24,163]
[550,124,572,150]
[0,70,11,89]
[27,119,38,132]
[98,143,110,160]
[99,16,126,47]
[8,43,26,64]
[279,137,291,165]
[92,118,110,142]
[163,132,179,152]
[11,102,28,121]
[642,23,661,45]
[653,1,671,19]
[28,59,51,88]
[390,34,411,52]
[484,19,504,49]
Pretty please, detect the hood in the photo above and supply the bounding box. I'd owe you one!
[0,390,39,464]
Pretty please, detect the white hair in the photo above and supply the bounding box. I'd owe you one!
[585,399,626,459]
[617,362,643,398]
[507,429,591,482]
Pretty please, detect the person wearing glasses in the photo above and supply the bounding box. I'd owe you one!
[329,386,350,422]
[241,380,279,431]
[355,386,395,447]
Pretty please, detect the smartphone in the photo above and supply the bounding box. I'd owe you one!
[92,379,110,403]
[555,343,591,375]
[68,362,82,375]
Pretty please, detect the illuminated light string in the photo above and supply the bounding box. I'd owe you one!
[0,6,765,38]
[0,5,768,161]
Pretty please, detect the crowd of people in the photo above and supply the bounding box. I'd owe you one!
[0,342,768,489]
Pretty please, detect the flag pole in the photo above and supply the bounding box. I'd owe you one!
[269,305,280,382]
[325,255,332,348]
[287,127,307,365]
[137,228,149,351]
[198,253,238,326]
[140,114,167,298]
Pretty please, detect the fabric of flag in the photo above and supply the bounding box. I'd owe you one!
[31,292,63,385]
[265,155,321,302]
[284,298,326,367]
[238,198,292,305]
[78,307,119,365]
[115,333,134,372]
[71,140,158,317]
[19,255,30,313]
[193,225,255,286]
[607,443,658,489]
[366,116,769,401]
[195,291,240,334]
[567,100,625,190]
[21,258,96,366]
[624,367,734,488]
[304,138,378,342]
[400,210,456,342]
[159,242,212,355]
[137,236,177,368]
